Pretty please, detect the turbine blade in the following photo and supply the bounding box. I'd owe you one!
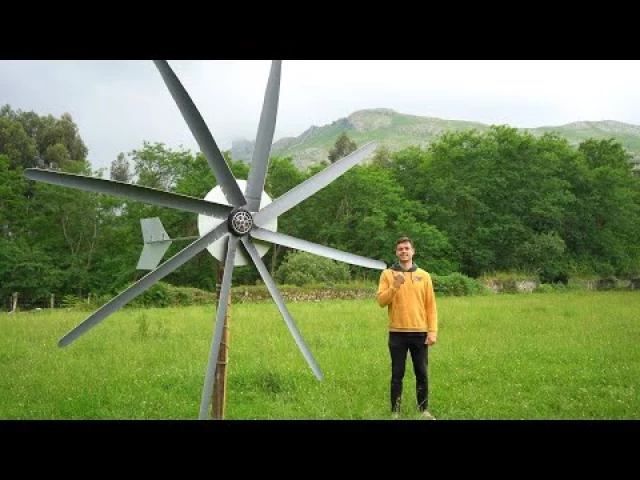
[240,236,323,380]
[198,235,239,420]
[244,60,281,212]
[58,223,230,347]
[253,141,377,225]
[153,60,246,207]
[24,168,232,219]
[250,226,386,270]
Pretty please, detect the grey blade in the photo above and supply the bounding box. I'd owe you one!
[253,141,377,225]
[24,168,232,219]
[58,222,230,347]
[153,60,246,207]
[198,235,239,420]
[240,236,323,380]
[244,60,281,212]
[250,226,386,270]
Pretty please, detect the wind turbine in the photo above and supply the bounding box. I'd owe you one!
[24,60,386,419]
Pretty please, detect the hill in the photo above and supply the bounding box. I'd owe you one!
[231,108,640,172]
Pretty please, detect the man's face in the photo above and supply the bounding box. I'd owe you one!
[395,241,414,263]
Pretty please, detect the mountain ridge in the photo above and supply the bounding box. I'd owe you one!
[230,108,640,171]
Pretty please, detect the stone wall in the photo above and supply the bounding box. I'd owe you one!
[482,279,539,294]
[233,287,376,304]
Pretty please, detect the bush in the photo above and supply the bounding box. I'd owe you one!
[534,284,555,294]
[129,281,170,308]
[275,251,351,286]
[431,272,489,296]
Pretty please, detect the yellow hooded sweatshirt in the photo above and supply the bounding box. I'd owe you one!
[376,263,438,337]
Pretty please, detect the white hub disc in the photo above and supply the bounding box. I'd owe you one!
[197,179,278,266]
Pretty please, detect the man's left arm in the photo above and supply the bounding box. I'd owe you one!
[425,274,438,345]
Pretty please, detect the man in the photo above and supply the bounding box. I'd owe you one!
[376,236,438,420]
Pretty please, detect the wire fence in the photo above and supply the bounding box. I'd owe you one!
[2,293,94,313]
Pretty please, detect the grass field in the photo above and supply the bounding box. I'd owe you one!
[1,291,638,420]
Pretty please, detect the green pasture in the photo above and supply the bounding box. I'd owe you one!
[1,291,638,420]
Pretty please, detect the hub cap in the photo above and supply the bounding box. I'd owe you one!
[228,207,253,236]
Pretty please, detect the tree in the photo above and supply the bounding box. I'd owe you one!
[35,112,88,168]
[26,160,101,297]
[566,138,640,275]
[328,132,357,163]
[0,236,61,305]
[264,155,309,276]
[0,154,29,237]
[0,117,39,169]
[1,106,89,170]
[514,231,567,282]
[110,152,132,182]
[371,145,392,168]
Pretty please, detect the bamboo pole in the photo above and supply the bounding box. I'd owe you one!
[211,259,231,420]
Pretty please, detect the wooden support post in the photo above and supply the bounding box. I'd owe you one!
[50,293,55,309]
[10,292,18,314]
[211,260,231,420]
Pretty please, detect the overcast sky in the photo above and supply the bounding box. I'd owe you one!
[2,60,640,172]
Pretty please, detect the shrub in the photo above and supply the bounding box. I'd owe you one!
[275,251,351,286]
[534,284,555,294]
[129,281,170,308]
[431,272,489,296]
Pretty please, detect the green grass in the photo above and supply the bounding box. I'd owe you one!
[1,291,638,420]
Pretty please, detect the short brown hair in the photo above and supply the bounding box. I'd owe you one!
[396,236,413,247]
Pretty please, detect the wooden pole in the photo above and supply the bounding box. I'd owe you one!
[10,292,18,314]
[211,259,231,420]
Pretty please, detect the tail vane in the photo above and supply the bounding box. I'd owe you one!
[136,218,173,270]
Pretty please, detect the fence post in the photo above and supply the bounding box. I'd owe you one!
[10,292,18,314]
[50,293,55,309]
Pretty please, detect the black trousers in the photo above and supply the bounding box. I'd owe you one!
[388,332,428,413]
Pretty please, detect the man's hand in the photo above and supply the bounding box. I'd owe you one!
[393,274,405,289]
[426,334,437,346]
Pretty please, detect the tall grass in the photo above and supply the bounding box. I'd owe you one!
[1,291,638,420]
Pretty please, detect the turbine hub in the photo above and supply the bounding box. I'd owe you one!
[227,207,253,236]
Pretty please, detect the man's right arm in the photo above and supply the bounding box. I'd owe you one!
[376,270,397,307]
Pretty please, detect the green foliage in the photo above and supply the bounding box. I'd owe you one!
[1,107,88,169]
[60,294,86,308]
[328,132,357,163]
[131,141,194,190]
[126,281,218,308]
[109,152,131,182]
[431,272,489,296]
[129,281,170,308]
[533,284,555,294]
[514,231,567,283]
[275,251,351,286]
[0,116,38,169]
[0,237,61,302]
[371,145,392,168]
[3,101,640,309]
[392,212,458,275]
